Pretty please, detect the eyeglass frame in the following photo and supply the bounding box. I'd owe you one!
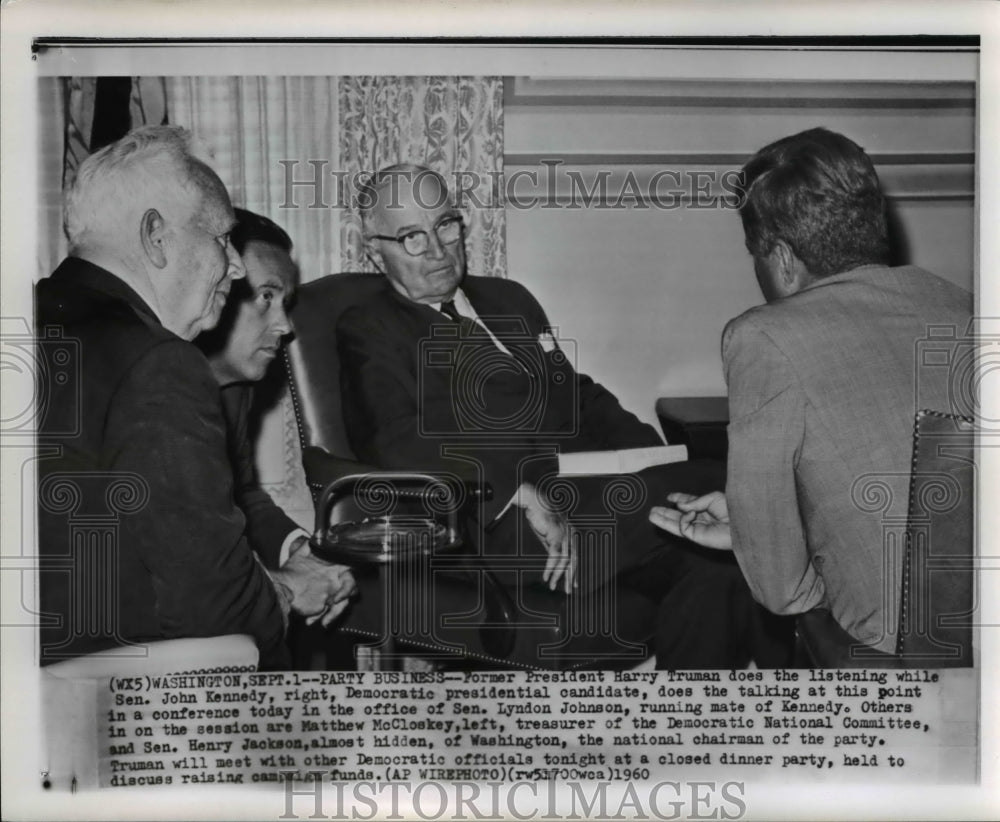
[366,214,465,257]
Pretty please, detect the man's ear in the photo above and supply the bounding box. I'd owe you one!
[773,239,810,293]
[364,238,385,274]
[140,208,168,269]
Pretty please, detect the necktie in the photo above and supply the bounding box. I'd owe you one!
[439,299,482,339]
[440,299,532,377]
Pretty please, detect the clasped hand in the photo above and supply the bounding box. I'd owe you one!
[649,491,734,551]
[271,537,357,627]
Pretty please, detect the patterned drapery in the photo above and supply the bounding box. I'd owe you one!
[45,75,508,531]
[339,76,506,278]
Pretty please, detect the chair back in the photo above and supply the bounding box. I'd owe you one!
[282,273,654,671]
[284,273,385,460]
[898,409,974,665]
[796,409,975,667]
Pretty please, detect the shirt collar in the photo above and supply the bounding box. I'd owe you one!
[429,287,476,318]
[798,263,889,294]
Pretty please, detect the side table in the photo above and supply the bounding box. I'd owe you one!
[655,396,730,461]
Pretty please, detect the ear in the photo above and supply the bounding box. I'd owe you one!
[770,240,794,281]
[364,237,385,273]
[140,208,168,269]
[772,240,810,294]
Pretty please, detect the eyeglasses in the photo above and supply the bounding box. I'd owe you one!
[368,215,464,257]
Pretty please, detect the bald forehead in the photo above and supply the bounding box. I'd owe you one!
[188,163,235,232]
[366,169,451,231]
[189,158,228,199]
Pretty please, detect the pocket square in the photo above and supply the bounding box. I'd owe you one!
[538,330,558,353]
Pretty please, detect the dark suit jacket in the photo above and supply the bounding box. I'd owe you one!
[336,275,708,591]
[220,384,302,570]
[338,275,663,523]
[36,258,286,666]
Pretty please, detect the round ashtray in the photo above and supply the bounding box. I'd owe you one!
[311,516,462,565]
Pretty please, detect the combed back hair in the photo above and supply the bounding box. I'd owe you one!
[230,208,293,256]
[738,127,890,277]
[195,209,296,360]
[356,163,451,235]
[63,125,212,253]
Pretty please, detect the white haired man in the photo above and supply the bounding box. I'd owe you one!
[338,165,787,669]
[37,126,306,667]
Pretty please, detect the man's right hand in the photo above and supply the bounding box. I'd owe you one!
[649,491,734,550]
[271,540,356,627]
[514,483,576,593]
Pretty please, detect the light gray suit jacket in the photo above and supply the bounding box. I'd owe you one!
[723,264,972,653]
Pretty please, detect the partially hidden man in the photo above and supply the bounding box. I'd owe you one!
[37,127,289,666]
[338,164,788,669]
[196,208,355,630]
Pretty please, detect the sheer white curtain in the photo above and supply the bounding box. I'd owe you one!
[167,76,341,526]
[38,78,67,280]
[39,77,171,279]
[167,77,341,285]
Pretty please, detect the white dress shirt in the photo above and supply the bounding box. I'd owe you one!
[431,288,513,355]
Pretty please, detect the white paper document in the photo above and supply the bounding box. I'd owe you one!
[558,444,689,476]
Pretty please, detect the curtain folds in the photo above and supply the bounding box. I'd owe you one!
[166,77,341,285]
[45,75,507,528]
[45,77,168,278]
[166,76,342,525]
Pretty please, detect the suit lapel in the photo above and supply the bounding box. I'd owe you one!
[381,277,539,353]
[462,279,551,387]
[385,287,448,343]
[462,278,539,341]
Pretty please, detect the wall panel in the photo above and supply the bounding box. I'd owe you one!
[504,71,977,428]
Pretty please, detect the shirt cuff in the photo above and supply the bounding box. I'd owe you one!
[279,528,311,567]
[489,494,517,528]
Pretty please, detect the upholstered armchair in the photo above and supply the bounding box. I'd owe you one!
[796,410,975,668]
[284,273,655,670]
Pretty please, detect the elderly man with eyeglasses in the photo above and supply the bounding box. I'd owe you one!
[336,164,789,669]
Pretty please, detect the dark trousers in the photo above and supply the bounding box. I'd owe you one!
[491,458,795,668]
[618,544,794,669]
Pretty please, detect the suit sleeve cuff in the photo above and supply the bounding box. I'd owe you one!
[279,528,311,567]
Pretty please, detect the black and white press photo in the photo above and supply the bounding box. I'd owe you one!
[2,4,997,820]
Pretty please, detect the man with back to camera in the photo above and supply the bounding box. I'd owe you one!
[337,164,792,668]
[37,126,314,667]
[196,208,356,629]
[650,127,973,656]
